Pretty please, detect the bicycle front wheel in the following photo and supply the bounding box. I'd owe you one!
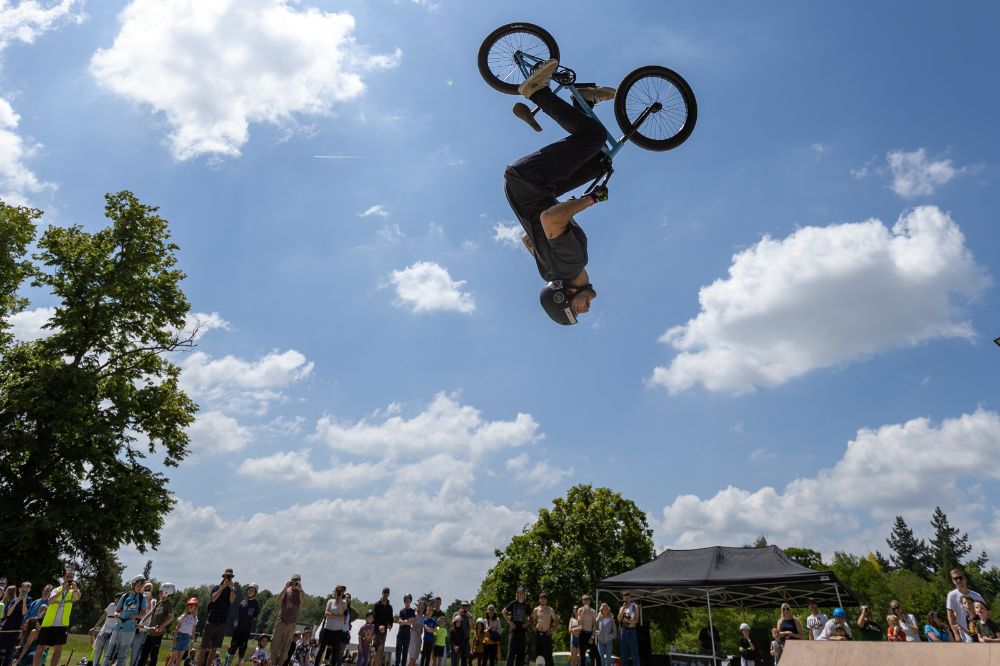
[614,65,697,151]
[478,23,560,95]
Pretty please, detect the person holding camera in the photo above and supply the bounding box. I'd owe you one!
[271,575,306,666]
[226,583,261,666]
[501,587,530,666]
[199,569,238,666]
[616,594,639,666]
[1,582,31,666]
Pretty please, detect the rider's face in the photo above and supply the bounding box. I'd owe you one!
[569,288,596,316]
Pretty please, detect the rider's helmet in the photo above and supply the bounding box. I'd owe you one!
[160,583,176,598]
[129,575,146,587]
[539,281,578,325]
[186,597,200,606]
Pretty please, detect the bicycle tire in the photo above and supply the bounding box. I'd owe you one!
[478,22,560,95]
[614,65,697,151]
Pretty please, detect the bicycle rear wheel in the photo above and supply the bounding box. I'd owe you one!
[478,23,560,95]
[614,65,697,151]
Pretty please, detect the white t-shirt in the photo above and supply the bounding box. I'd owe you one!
[177,613,197,636]
[805,613,829,640]
[100,603,119,634]
[897,613,920,642]
[818,618,852,641]
[947,588,984,642]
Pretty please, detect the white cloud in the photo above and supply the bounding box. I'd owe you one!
[237,449,381,488]
[0,0,83,48]
[90,0,401,160]
[186,409,252,456]
[8,305,55,341]
[314,391,539,460]
[178,311,230,342]
[359,204,389,218]
[0,84,54,207]
[749,448,775,462]
[887,148,967,198]
[125,493,534,599]
[180,349,314,413]
[652,206,990,394]
[377,223,404,243]
[505,453,573,489]
[493,222,523,248]
[389,261,476,314]
[658,408,1000,556]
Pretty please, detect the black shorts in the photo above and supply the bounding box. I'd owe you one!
[37,626,69,646]
[201,622,227,649]
[433,646,445,657]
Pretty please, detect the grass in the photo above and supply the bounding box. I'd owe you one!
[45,634,172,666]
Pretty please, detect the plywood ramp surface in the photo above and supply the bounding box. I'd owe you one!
[779,641,995,666]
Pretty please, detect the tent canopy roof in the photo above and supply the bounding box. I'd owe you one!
[598,546,859,610]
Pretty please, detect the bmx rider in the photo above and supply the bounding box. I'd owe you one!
[503,58,615,325]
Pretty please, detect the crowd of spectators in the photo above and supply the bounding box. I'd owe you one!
[6,565,1000,666]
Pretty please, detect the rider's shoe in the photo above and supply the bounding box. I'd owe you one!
[578,85,616,104]
[518,58,559,99]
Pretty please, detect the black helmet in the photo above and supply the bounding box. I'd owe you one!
[539,281,581,325]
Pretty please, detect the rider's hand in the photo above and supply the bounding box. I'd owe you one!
[588,186,608,203]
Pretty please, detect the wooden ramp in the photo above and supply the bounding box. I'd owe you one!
[780,640,998,665]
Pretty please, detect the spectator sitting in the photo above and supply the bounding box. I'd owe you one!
[817,608,852,641]
[15,616,42,666]
[924,611,950,642]
[888,601,919,642]
[975,601,1000,643]
[804,600,828,641]
[885,614,905,642]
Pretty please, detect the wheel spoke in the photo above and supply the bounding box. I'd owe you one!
[485,30,553,86]
[623,73,689,140]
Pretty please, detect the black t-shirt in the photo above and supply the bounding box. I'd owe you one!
[504,166,588,282]
[504,601,530,630]
[207,585,234,624]
[857,620,883,641]
[399,607,416,635]
[234,597,260,632]
[978,618,999,641]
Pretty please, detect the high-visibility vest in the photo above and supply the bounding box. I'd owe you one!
[42,586,76,628]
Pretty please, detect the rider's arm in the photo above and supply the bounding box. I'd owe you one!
[539,197,598,240]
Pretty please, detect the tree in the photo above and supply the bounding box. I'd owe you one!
[143,559,154,581]
[0,192,198,587]
[886,516,930,576]
[928,507,972,577]
[783,547,824,570]
[472,485,674,649]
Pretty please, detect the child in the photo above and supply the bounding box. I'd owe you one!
[358,612,375,666]
[961,595,979,642]
[433,618,447,666]
[975,601,1000,643]
[567,607,579,666]
[167,599,200,666]
[421,608,436,666]
[470,620,485,666]
[886,614,905,641]
[737,623,754,666]
[251,636,270,666]
[768,628,781,665]
[449,619,463,663]
[16,617,43,666]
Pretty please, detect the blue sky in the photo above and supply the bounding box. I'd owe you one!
[4,0,1000,600]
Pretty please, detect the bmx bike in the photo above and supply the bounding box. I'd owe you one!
[479,22,698,192]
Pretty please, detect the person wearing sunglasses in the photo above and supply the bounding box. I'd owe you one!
[887,600,919,642]
[946,569,984,642]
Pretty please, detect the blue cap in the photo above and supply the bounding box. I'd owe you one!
[833,608,846,618]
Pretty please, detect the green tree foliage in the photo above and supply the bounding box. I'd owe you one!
[928,507,972,579]
[0,192,198,588]
[784,548,824,570]
[886,516,931,575]
[472,485,676,650]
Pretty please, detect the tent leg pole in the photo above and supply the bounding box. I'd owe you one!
[706,589,716,664]
[833,583,843,608]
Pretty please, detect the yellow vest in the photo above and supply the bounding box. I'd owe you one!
[42,586,75,628]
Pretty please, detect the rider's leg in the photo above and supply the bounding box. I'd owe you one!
[552,154,606,198]
[511,89,605,192]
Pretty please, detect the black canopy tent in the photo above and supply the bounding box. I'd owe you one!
[597,546,860,661]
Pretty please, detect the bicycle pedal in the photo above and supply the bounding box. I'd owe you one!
[513,103,542,132]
